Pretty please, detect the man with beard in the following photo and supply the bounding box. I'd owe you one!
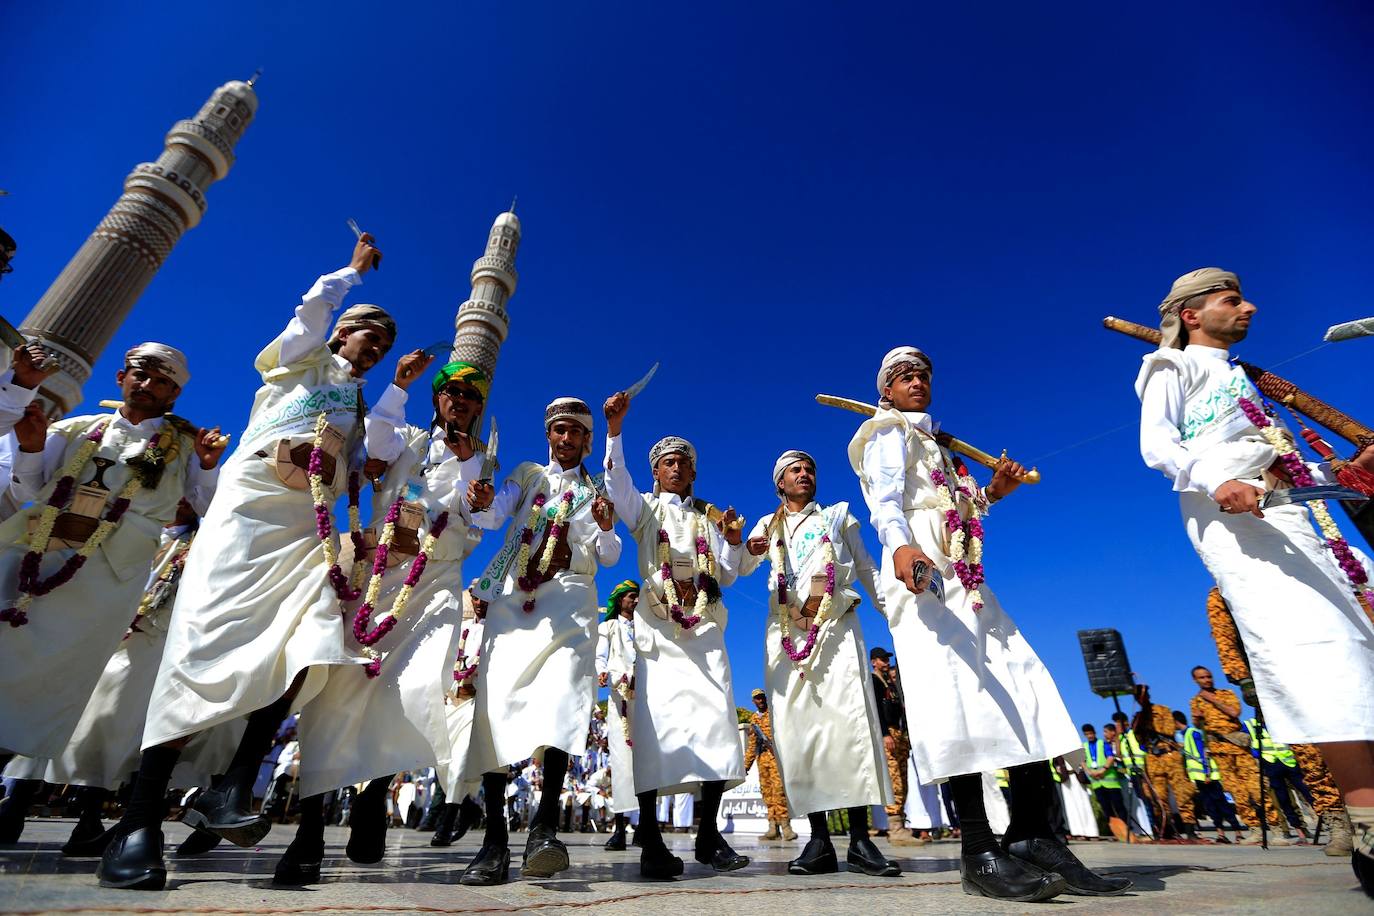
[597,578,641,851]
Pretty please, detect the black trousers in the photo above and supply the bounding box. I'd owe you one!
[1092,786,1128,822]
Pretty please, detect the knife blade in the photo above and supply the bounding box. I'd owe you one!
[1261,485,1369,509]
[479,417,499,482]
[346,218,380,270]
[624,362,659,399]
[421,340,452,361]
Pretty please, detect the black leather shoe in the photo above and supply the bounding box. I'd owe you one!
[640,843,684,880]
[959,848,1065,902]
[459,843,511,886]
[846,836,901,877]
[182,767,270,848]
[1005,837,1132,896]
[0,780,37,844]
[430,804,459,847]
[455,797,483,841]
[97,827,167,890]
[604,829,628,851]
[273,847,323,886]
[346,789,388,864]
[174,827,223,857]
[1354,849,1373,899]
[62,823,115,857]
[522,824,570,877]
[694,833,750,872]
[788,837,838,875]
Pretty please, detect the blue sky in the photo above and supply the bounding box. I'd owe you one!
[4,2,1371,735]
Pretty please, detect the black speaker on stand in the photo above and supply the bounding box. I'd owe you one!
[1077,628,1135,715]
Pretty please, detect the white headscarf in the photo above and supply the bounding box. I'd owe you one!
[876,346,931,405]
[124,342,190,387]
[772,449,815,492]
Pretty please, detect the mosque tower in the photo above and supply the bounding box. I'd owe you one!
[19,77,259,417]
[451,205,520,380]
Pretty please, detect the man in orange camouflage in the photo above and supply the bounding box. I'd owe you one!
[1190,666,1284,842]
[745,689,796,841]
[1132,684,1199,840]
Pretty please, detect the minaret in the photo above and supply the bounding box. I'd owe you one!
[19,78,259,417]
[451,205,520,379]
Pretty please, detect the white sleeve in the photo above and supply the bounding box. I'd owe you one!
[713,524,744,586]
[276,268,363,367]
[472,478,522,531]
[603,434,644,531]
[9,428,67,504]
[594,528,621,566]
[364,383,408,463]
[1137,363,1256,497]
[183,458,220,516]
[736,516,769,578]
[595,625,611,675]
[861,426,914,553]
[0,369,37,435]
[843,511,886,616]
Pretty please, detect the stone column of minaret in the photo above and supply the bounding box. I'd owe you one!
[451,206,521,381]
[19,78,259,417]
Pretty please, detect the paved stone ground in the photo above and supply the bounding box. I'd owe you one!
[0,819,1368,915]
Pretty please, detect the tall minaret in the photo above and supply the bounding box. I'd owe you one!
[20,78,259,417]
[451,206,521,379]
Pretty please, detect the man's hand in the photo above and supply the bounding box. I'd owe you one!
[1351,444,1374,476]
[363,457,388,484]
[15,402,48,453]
[349,232,382,275]
[393,350,434,390]
[11,344,58,389]
[893,544,936,596]
[986,456,1028,502]
[718,507,743,546]
[467,479,495,512]
[194,426,228,469]
[884,734,895,753]
[745,535,769,557]
[591,496,615,531]
[603,392,629,437]
[1214,480,1263,518]
[598,672,609,688]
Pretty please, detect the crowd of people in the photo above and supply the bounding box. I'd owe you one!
[0,240,1371,902]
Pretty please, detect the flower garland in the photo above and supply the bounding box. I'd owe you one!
[128,538,193,633]
[771,532,836,676]
[2,417,167,628]
[1236,396,1372,602]
[656,510,719,630]
[929,460,985,611]
[510,488,576,613]
[307,412,366,601]
[613,674,634,747]
[351,505,450,678]
[449,625,481,697]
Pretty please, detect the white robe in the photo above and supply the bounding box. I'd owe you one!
[0,411,216,759]
[849,409,1080,781]
[439,607,484,800]
[738,501,893,815]
[1137,344,1374,743]
[1059,774,1099,837]
[904,756,947,830]
[142,269,406,747]
[296,426,478,797]
[466,460,620,774]
[604,434,746,796]
[0,367,38,522]
[597,614,639,813]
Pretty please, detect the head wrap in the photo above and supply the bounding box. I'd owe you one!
[545,397,594,459]
[772,449,816,492]
[648,436,697,494]
[430,361,490,440]
[1157,268,1241,350]
[876,346,932,404]
[603,579,640,621]
[331,303,397,345]
[124,342,189,387]
[751,688,766,700]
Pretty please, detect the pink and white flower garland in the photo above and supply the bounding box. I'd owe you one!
[514,489,574,613]
[613,674,634,747]
[449,625,480,697]
[1236,396,1372,602]
[770,531,836,677]
[307,412,366,601]
[930,463,985,610]
[656,511,718,631]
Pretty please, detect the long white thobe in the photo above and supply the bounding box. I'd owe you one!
[466,459,620,774]
[596,613,638,812]
[0,367,38,521]
[1137,343,1374,743]
[141,268,407,747]
[439,597,485,800]
[604,434,746,796]
[297,424,479,796]
[849,408,1080,781]
[738,500,893,816]
[0,410,218,759]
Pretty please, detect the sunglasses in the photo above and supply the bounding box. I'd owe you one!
[438,384,484,403]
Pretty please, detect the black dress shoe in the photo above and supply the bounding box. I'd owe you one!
[640,843,684,880]
[846,836,901,877]
[459,843,511,886]
[1005,837,1132,896]
[182,767,270,848]
[788,837,838,875]
[0,780,37,844]
[174,827,223,857]
[522,824,570,877]
[346,790,388,864]
[62,823,115,857]
[430,804,459,847]
[454,797,483,841]
[1354,849,1373,899]
[96,827,167,890]
[604,829,628,851]
[959,848,1065,902]
[694,834,750,872]
[273,848,323,886]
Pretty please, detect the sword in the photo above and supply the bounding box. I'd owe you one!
[421,340,452,361]
[0,314,27,350]
[1261,485,1369,509]
[478,418,499,482]
[623,362,659,399]
[346,218,380,270]
[815,394,1042,484]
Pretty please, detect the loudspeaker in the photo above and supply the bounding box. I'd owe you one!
[1077,628,1135,698]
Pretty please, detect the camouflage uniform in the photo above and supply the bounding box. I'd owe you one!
[745,712,790,823]
[1191,687,1281,828]
[1140,702,1196,828]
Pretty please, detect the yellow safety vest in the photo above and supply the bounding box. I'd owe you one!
[995,769,1009,788]
[1181,727,1221,781]
[1118,731,1146,773]
[1083,740,1124,790]
[1244,719,1297,767]
[1049,760,1062,783]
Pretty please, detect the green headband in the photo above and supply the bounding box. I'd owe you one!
[603,579,640,620]
[432,361,490,399]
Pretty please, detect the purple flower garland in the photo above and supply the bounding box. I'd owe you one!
[352,507,451,678]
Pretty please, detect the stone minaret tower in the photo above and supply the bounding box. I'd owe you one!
[451,206,520,379]
[19,78,259,417]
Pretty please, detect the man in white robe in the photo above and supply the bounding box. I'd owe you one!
[596,578,640,850]
[849,346,1130,901]
[737,450,899,877]
[97,234,416,891]
[602,391,749,880]
[0,344,56,522]
[0,343,223,845]
[458,397,620,885]
[1136,268,1374,895]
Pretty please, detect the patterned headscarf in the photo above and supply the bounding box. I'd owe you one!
[604,579,640,621]
[772,449,816,493]
[431,361,489,440]
[124,342,190,387]
[876,346,932,405]
[545,397,594,459]
[648,436,697,494]
[1157,268,1241,350]
[331,303,397,344]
